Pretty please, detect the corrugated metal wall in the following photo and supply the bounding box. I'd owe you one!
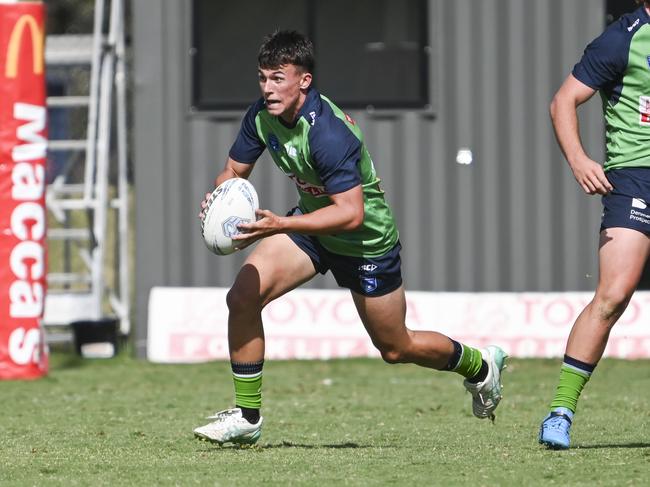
[132,0,607,355]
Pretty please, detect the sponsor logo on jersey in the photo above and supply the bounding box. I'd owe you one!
[309,111,316,126]
[268,133,281,152]
[345,113,356,125]
[641,96,650,126]
[286,172,327,197]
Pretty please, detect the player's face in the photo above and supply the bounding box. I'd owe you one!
[258,64,311,123]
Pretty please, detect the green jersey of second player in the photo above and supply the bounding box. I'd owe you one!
[229,88,399,257]
[572,5,650,171]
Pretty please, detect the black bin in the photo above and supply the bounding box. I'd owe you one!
[71,318,119,358]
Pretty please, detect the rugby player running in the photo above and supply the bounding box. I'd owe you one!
[195,30,507,445]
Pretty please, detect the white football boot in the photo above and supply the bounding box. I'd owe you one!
[463,345,508,421]
[193,408,263,445]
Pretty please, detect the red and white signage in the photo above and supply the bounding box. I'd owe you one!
[148,287,650,363]
[0,2,48,379]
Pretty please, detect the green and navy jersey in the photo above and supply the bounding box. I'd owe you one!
[572,5,650,171]
[229,88,399,257]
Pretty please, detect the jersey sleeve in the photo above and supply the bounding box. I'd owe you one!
[572,25,630,91]
[228,98,266,164]
[308,117,362,195]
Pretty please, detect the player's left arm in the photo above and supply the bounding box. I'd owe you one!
[234,184,364,241]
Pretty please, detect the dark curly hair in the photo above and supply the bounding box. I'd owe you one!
[258,30,314,73]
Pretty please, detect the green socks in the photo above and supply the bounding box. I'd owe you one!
[549,355,595,413]
[232,360,264,410]
[445,339,485,380]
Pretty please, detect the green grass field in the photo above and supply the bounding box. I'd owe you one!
[2,353,650,486]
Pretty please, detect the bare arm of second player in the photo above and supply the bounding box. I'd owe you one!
[549,74,613,195]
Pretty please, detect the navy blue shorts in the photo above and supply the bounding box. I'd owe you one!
[601,168,650,235]
[287,232,403,297]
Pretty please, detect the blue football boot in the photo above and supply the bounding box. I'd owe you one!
[538,407,573,450]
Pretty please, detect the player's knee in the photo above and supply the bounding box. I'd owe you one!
[594,289,632,323]
[226,286,262,315]
[377,345,407,364]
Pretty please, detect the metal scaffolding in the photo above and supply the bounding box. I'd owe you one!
[43,0,130,340]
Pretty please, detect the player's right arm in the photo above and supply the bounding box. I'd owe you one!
[550,74,613,195]
[215,97,266,187]
[214,157,255,187]
[200,99,265,218]
[198,158,255,221]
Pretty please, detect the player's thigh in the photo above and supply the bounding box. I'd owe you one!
[231,233,317,307]
[350,285,409,348]
[597,227,650,297]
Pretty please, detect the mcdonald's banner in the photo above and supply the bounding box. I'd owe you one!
[0,2,48,379]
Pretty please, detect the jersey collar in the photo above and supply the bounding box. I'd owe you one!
[296,88,321,126]
[276,88,320,129]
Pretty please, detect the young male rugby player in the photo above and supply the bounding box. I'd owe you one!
[195,30,507,445]
[539,0,650,449]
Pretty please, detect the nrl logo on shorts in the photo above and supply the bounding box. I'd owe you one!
[360,277,378,293]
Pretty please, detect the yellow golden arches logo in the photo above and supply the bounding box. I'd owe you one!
[5,14,44,79]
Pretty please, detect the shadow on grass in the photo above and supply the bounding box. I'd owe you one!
[198,440,379,450]
[263,441,372,449]
[575,442,650,449]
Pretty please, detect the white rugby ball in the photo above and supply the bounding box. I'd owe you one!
[201,178,259,255]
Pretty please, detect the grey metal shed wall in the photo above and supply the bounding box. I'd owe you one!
[132,0,606,355]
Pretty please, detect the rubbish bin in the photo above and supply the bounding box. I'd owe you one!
[71,318,119,358]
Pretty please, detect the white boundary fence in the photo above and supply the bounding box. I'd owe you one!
[147,288,650,363]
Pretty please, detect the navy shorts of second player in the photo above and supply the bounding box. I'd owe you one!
[288,232,403,297]
[601,168,650,235]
